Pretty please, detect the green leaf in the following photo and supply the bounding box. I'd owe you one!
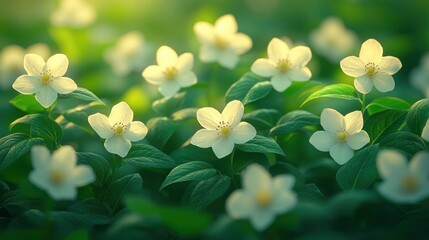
[236,135,285,156]
[58,87,104,104]
[364,110,407,143]
[379,132,427,158]
[225,72,271,105]
[152,92,186,116]
[406,98,429,135]
[187,175,231,210]
[160,161,217,190]
[105,173,143,212]
[242,109,280,130]
[170,143,217,164]
[126,196,212,235]
[295,183,325,202]
[63,102,105,133]
[327,190,379,216]
[9,95,45,113]
[172,108,197,121]
[301,84,360,107]
[76,152,110,187]
[123,144,176,170]
[365,97,410,115]
[0,133,44,172]
[68,199,111,225]
[336,145,379,190]
[146,117,179,149]
[270,110,319,136]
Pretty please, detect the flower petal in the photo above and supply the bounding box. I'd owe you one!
[24,54,44,76]
[329,142,354,165]
[354,75,373,94]
[289,46,312,67]
[231,122,256,144]
[271,74,292,92]
[346,131,370,150]
[199,45,218,62]
[46,183,77,200]
[243,164,271,196]
[104,136,132,157]
[175,72,197,87]
[230,33,252,55]
[251,59,277,77]
[226,190,255,219]
[268,38,289,62]
[176,53,194,73]
[35,86,58,108]
[376,149,407,179]
[12,75,41,94]
[70,165,95,187]
[51,146,77,172]
[422,119,429,142]
[222,100,244,128]
[373,72,395,93]
[31,145,51,171]
[320,108,345,134]
[29,170,50,192]
[309,131,337,152]
[142,65,165,85]
[212,137,235,158]
[359,39,383,64]
[47,54,69,77]
[249,208,275,231]
[194,22,215,43]
[123,121,148,142]
[340,56,366,77]
[50,77,77,94]
[109,102,133,125]
[197,107,222,130]
[214,14,237,34]
[156,46,178,67]
[158,82,181,99]
[271,190,297,215]
[218,51,239,69]
[273,174,295,191]
[88,113,113,139]
[190,129,220,148]
[409,151,429,179]
[344,111,363,134]
[378,56,402,75]
[288,67,311,81]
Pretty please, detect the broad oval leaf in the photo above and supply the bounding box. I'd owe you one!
[146,117,179,150]
[152,92,186,116]
[242,109,281,130]
[63,102,105,133]
[365,97,410,116]
[77,152,110,187]
[379,131,427,158]
[187,175,231,210]
[364,110,407,144]
[225,72,271,105]
[106,173,143,212]
[236,135,285,156]
[270,110,319,136]
[406,98,429,135]
[58,87,104,104]
[301,84,359,107]
[123,144,176,170]
[9,95,45,114]
[160,161,217,190]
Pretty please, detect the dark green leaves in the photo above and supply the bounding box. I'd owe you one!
[58,87,104,104]
[237,135,285,156]
[379,132,427,158]
[301,84,360,106]
[364,110,407,143]
[160,161,217,190]
[185,175,230,210]
[105,173,143,212]
[152,92,186,116]
[77,152,110,187]
[406,98,429,135]
[0,133,43,172]
[225,72,271,105]
[9,95,45,113]
[146,117,179,149]
[366,97,410,115]
[270,110,319,136]
[123,144,176,170]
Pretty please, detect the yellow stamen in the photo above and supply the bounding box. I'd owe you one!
[50,169,65,184]
[164,67,178,80]
[277,59,291,72]
[214,36,229,49]
[402,175,419,192]
[220,126,230,136]
[365,62,378,76]
[115,126,124,135]
[337,131,348,142]
[41,73,51,85]
[256,190,272,207]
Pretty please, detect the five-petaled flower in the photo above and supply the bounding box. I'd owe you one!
[422,119,429,142]
[309,108,370,165]
[88,101,148,157]
[376,150,429,204]
[142,46,197,98]
[226,164,297,231]
[29,145,95,200]
[251,38,312,92]
[194,14,252,69]
[12,53,77,108]
[340,38,402,94]
[190,100,256,159]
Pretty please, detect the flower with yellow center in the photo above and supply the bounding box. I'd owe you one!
[88,102,148,157]
[251,38,312,92]
[376,150,429,204]
[340,39,402,94]
[309,108,370,165]
[29,145,95,200]
[190,100,256,159]
[142,46,197,99]
[226,164,297,231]
[12,53,77,108]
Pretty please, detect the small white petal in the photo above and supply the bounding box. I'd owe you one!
[214,14,237,34]
[70,165,95,187]
[142,65,165,85]
[251,59,277,77]
[24,54,44,76]
[46,183,77,200]
[231,122,256,144]
[218,51,239,69]
[249,209,275,231]
[273,174,295,191]
[268,38,289,62]
[190,129,220,148]
[35,86,58,108]
[344,111,363,134]
[222,100,244,128]
[196,107,222,130]
[346,131,370,150]
[230,33,252,55]
[50,146,77,175]
[354,75,373,94]
[329,143,354,165]
[287,67,311,82]
[243,164,271,196]
[123,121,148,142]
[271,190,297,214]
[104,136,132,157]
[378,56,402,75]
[376,150,407,179]
[373,72,395,93]
[88,113,113,139]
[226,190,255,219]
[320,108,345,134]
[422,120,429,142]
[194,22,215,44]
[212,137,235,158]
[359,39,383,64]
[46,54,69,77]
[50,77,77,94]
[199,45,218,62]
[409,152,429,179]
[340,56,366,77]
[377,177,429,204]
[29,171,50,191]
[156,46,178,67]
[109,102,133,125]
[309,131,337,152]
[289,46,312,67]
[158,82,181,99]
[31,145,51,171]
[271,74,292,92]
[176,53,194,73]
[175,72,197,87]
[12,75,41,94]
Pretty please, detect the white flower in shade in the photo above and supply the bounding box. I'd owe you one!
[251,38,312,92]
[226,164,297,231]
[194,14,252,69]
[310,17,358,62]
[340,39,402,94]
[88,102,148,157]
[422,119,429,142]
[142,46,197,99]
[376,150,429,204]
[309,108,370,165]
[410,53,429,98]
[190,100,256,159]
[51,0,96,28]
[29,145,95,200]
[12,53,77,108]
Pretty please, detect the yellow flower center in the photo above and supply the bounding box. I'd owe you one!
[256,190,272,207]
[216,121,231,137]
[365,62,379,76]
[50,169,65,184]
[277,59,291,73]
[402,175,419,192]
[336,129,348,142]
[41,72,52,85]
[214,35,229,49]
[164,67,178,80]
[112,123,127,136]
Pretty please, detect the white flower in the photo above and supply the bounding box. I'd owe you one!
[50,0,96,28]
[226,164,297,231]
[340,39,402,94]
[88,102,148,157]
[29,145,95,200]
[12,53,77,108]
[376,150,429,204]
[251,38,312,92]
[422,119,429,142]
[309,108,370,165]
[142,46,197,99]
[194,14,252,69]
[410,53,429,98]
[310,17,358,62]
[190,100,256,159]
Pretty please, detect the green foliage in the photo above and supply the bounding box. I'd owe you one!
[364,110,407,143]
[123,144,176,170]
[225,72,272,105]
[236,135,285,156]
[58,87,104,105]
[270,110,319,136]
[301,84,360,107]
[185,175,231,210]
[366,97,410,115]
[379,132,427,158]
[406,98,429,135]
[9,95,45,114]
[145,117,179,150]
[152,92,186,116]
[160,161,217,190]
[106,173,143,212]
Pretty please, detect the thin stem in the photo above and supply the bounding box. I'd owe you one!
[360,93,366,113]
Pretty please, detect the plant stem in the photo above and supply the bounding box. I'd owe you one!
[361,93,366,113]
